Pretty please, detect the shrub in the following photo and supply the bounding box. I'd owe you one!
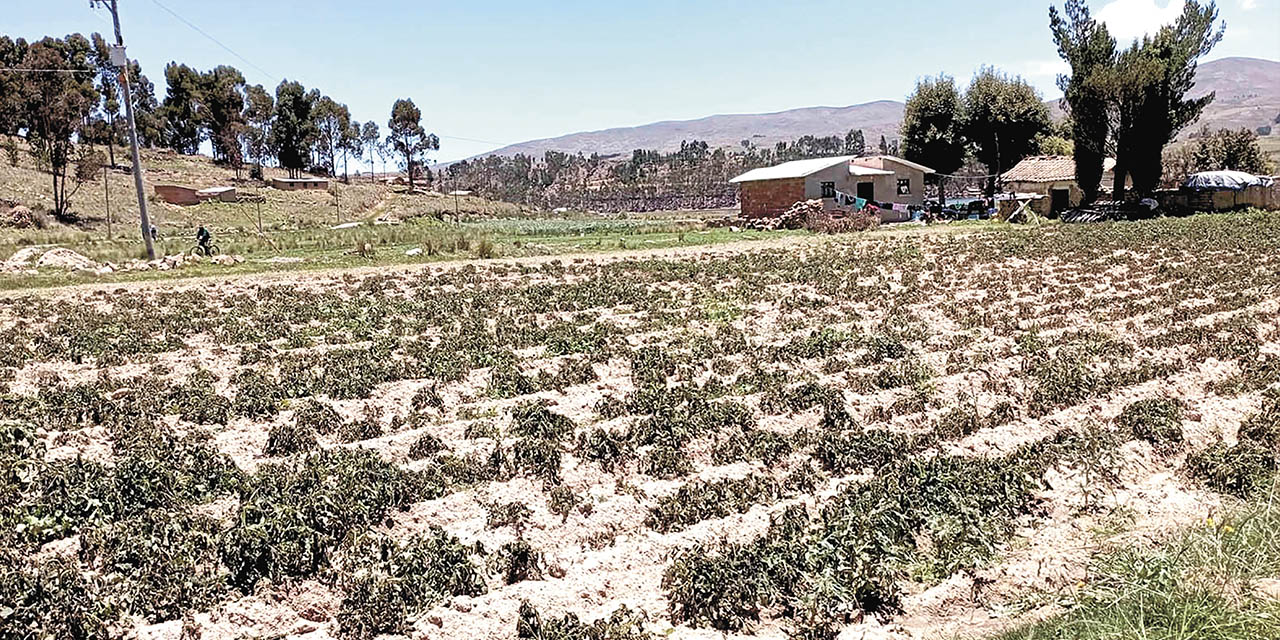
[0,553,114,640]
[516,601,652,640]
[80,509,227,623]
[711,428,794,465]
[407,433,445,460]
[1117,398,1184,453]
[873,356,935,390]
[576,428,635,472]
[493,540,544,585]
[646,476,783,533]
[232,370,286,418]
[263,420,318,456]
[336,530,486,639]
[509,401,577,441]
[169,371,232,425]
[510,437,563,484]
[1188,442,1277,498]
[486,501,533,530]
[294,398,344,434]
[220,448,434,591]
[548,485,582,522]
[639,446,694,479]
[338,407,383,443]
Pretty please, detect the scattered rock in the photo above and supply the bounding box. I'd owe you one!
[35,248,98,271]
[5,247,45,267]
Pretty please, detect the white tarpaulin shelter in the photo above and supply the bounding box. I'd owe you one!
[1184,171,1275,191]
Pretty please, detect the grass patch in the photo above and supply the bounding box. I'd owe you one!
[989,488,1280,640]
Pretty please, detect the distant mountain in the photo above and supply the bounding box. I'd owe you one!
[1044,57,1277,139]
[479,57,1278,160]
[479,101,905,159]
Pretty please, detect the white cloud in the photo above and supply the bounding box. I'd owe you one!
[1240,0,1258,10]
[1096,0,1185,43]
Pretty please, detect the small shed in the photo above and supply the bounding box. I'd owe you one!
[1001,155,1124,215]
[271,177,330,191]
[154,185,202,206]
[196,186,238,203]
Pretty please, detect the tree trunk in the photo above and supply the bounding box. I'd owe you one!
[107,113,117,168]
[1113,165,1127,204]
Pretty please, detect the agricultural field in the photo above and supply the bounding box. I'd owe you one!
[2,138,783,289]
[3,210,1280,640]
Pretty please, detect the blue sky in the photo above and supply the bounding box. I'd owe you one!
[7,0,1279,163]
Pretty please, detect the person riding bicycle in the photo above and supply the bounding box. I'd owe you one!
[196,225,212,251]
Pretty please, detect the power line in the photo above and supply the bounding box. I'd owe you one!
[146,0,512,151]
[0,68,96,74]
[149,0,278,81]
[438,134,509,146]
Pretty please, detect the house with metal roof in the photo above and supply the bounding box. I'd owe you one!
[730,155,934,220]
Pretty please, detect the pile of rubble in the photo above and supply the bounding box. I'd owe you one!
[1,200,38,229]
[733,199,823,231]
[2,247,243,276]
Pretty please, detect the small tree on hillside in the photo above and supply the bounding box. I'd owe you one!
[160,62,204,154]
[272,80,316,179]
[18,36,98,220]
[340,120,362,183]
[386,98,439,190]
[901,74,967,205]
[243,83,274,179]
[360,121,380,183]
[312,96,351,177]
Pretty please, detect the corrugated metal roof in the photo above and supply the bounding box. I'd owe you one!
[849,165,894,176]
[872,155,937,174]
[1002,156,1117,183]
[730,156,890,183]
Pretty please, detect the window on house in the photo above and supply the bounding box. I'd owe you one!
[897,178,911,195]
[821,182,836,198]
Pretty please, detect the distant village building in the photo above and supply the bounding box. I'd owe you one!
[730,155,935,222]
[271,177,330,191]
[1000,155,1124,215]
[154,185,238,206]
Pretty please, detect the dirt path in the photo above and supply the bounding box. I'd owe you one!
[6,222,1003,300]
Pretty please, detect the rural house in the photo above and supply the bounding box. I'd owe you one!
[730,155,935,222]
[1000,155,1126,215]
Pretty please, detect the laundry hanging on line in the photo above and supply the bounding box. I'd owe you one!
[833,189,859,208]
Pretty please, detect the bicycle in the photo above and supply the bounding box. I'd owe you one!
[191,243,221,257]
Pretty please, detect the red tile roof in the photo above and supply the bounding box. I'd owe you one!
[1001,156,1077,183]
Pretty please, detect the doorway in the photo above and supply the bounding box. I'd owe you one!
[856,182,875,202]
[1051,187,1071,213]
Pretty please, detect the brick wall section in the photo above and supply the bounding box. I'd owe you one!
[739,178,806,218]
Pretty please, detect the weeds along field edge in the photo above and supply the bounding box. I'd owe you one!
[2,210,1280,639]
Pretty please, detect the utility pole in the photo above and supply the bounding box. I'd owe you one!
[95,0,156,260]
[104,167,112,239]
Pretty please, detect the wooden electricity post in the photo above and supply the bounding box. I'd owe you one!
[95,0,156,260]
[104,167,112,239]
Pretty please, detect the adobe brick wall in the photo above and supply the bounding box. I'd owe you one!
[739,178,806,218]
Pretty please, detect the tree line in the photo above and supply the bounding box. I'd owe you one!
[897,0,1271,207]
[0,31,443,218]
[1050,0,1257,201]
[442,130,908,210]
